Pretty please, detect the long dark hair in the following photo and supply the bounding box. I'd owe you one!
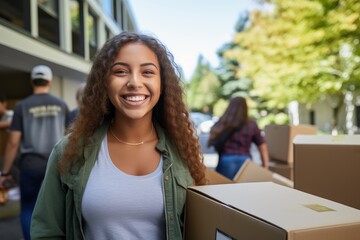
[208,96,249,145]
[59,31,206,185]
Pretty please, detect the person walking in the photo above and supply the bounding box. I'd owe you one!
[30,32,206,240]
[0,65,69,240]
[208,96,269,179]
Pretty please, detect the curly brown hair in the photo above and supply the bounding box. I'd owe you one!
[59,31,206,185]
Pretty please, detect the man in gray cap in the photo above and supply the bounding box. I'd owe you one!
[0,65,69,240]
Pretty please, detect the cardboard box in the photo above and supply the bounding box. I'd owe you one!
[265,124,317,163]
[184,182,360,240]
[205,167,233,185]
[233,159,293,188]
[205,160,293,188]
[294,135,360,210]
[269,159,293,180]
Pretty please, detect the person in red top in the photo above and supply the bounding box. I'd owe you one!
[208,96,269,179]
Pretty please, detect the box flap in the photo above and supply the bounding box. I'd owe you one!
[233,160,293,188]
[205,168,233,185]
[188,182,360,232]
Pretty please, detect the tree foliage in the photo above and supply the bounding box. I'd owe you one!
[186,55,221,112]
[224,0,360,112]
[217,12,254,100]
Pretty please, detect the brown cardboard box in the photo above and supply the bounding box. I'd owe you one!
[269,159,293,180]
[184,182,360,240]
[205,160,293,188]
[233,159,293,188]
[265,124,317,163]
[205,167,233,185]
[294,135,360,210]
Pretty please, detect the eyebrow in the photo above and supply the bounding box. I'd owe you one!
[111,62,158,69]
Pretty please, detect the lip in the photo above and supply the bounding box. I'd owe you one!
[121,94,149,106]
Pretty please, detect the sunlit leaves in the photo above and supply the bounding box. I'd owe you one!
[223,0,360,109]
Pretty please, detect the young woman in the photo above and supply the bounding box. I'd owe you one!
[208,96,269,179]
[31,32,206,240]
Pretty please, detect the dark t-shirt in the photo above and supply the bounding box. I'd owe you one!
[10,93,69,158]
[67,108,79,126]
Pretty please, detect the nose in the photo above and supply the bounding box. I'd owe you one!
[127,73,142,89]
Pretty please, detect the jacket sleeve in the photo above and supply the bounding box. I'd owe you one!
[30,143,67,239]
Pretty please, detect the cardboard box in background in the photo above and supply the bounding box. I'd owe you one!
[264,124,317,163]
[294,135,360,210]
[269,159,293,180]
[233,159,293,188]
[205,160,293,188]
[184,182,360,240]
[205,167,233,185]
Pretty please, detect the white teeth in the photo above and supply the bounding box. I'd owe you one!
[126,95,145,102]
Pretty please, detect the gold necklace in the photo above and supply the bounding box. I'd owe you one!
[110,125,154,146]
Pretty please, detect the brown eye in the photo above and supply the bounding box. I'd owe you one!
[114,69,127,75]
[143,70,156,77]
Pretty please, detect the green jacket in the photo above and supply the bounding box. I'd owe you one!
[31,121,193,240]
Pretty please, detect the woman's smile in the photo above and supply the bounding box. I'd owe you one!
[121,94,149,106]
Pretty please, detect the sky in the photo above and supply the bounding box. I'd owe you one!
[127,0,258,81]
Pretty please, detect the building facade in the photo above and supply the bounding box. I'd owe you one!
[0,0,137,109]
[295,92,360,135]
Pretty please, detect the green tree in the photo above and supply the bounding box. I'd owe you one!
[216,12,253,100]
[216,12,288,125]
[186,55,221,112]
[224,0,360,130]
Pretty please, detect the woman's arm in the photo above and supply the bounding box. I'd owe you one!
[258,143,270,169]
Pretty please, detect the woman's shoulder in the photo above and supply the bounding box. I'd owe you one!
[54,134,71,148]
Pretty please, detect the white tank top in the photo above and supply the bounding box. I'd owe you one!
[82,135,165,240]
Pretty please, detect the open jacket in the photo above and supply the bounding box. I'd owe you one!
[31,121,193,240]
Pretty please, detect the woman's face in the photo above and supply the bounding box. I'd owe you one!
[107,42,161,122]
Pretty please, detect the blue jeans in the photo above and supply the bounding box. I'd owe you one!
[19,154,47,240]
[216,154,250,179]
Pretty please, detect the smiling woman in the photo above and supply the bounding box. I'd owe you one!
[30,31,207,240]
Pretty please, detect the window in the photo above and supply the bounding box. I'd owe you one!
[70,0,84,56]
[87,11,98,60]
[309,110,315,125]
[356,106,360,128]
[38,0,60,45]
[0,1,30,31]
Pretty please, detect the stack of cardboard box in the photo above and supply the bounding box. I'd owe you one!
[264,124,317,180]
